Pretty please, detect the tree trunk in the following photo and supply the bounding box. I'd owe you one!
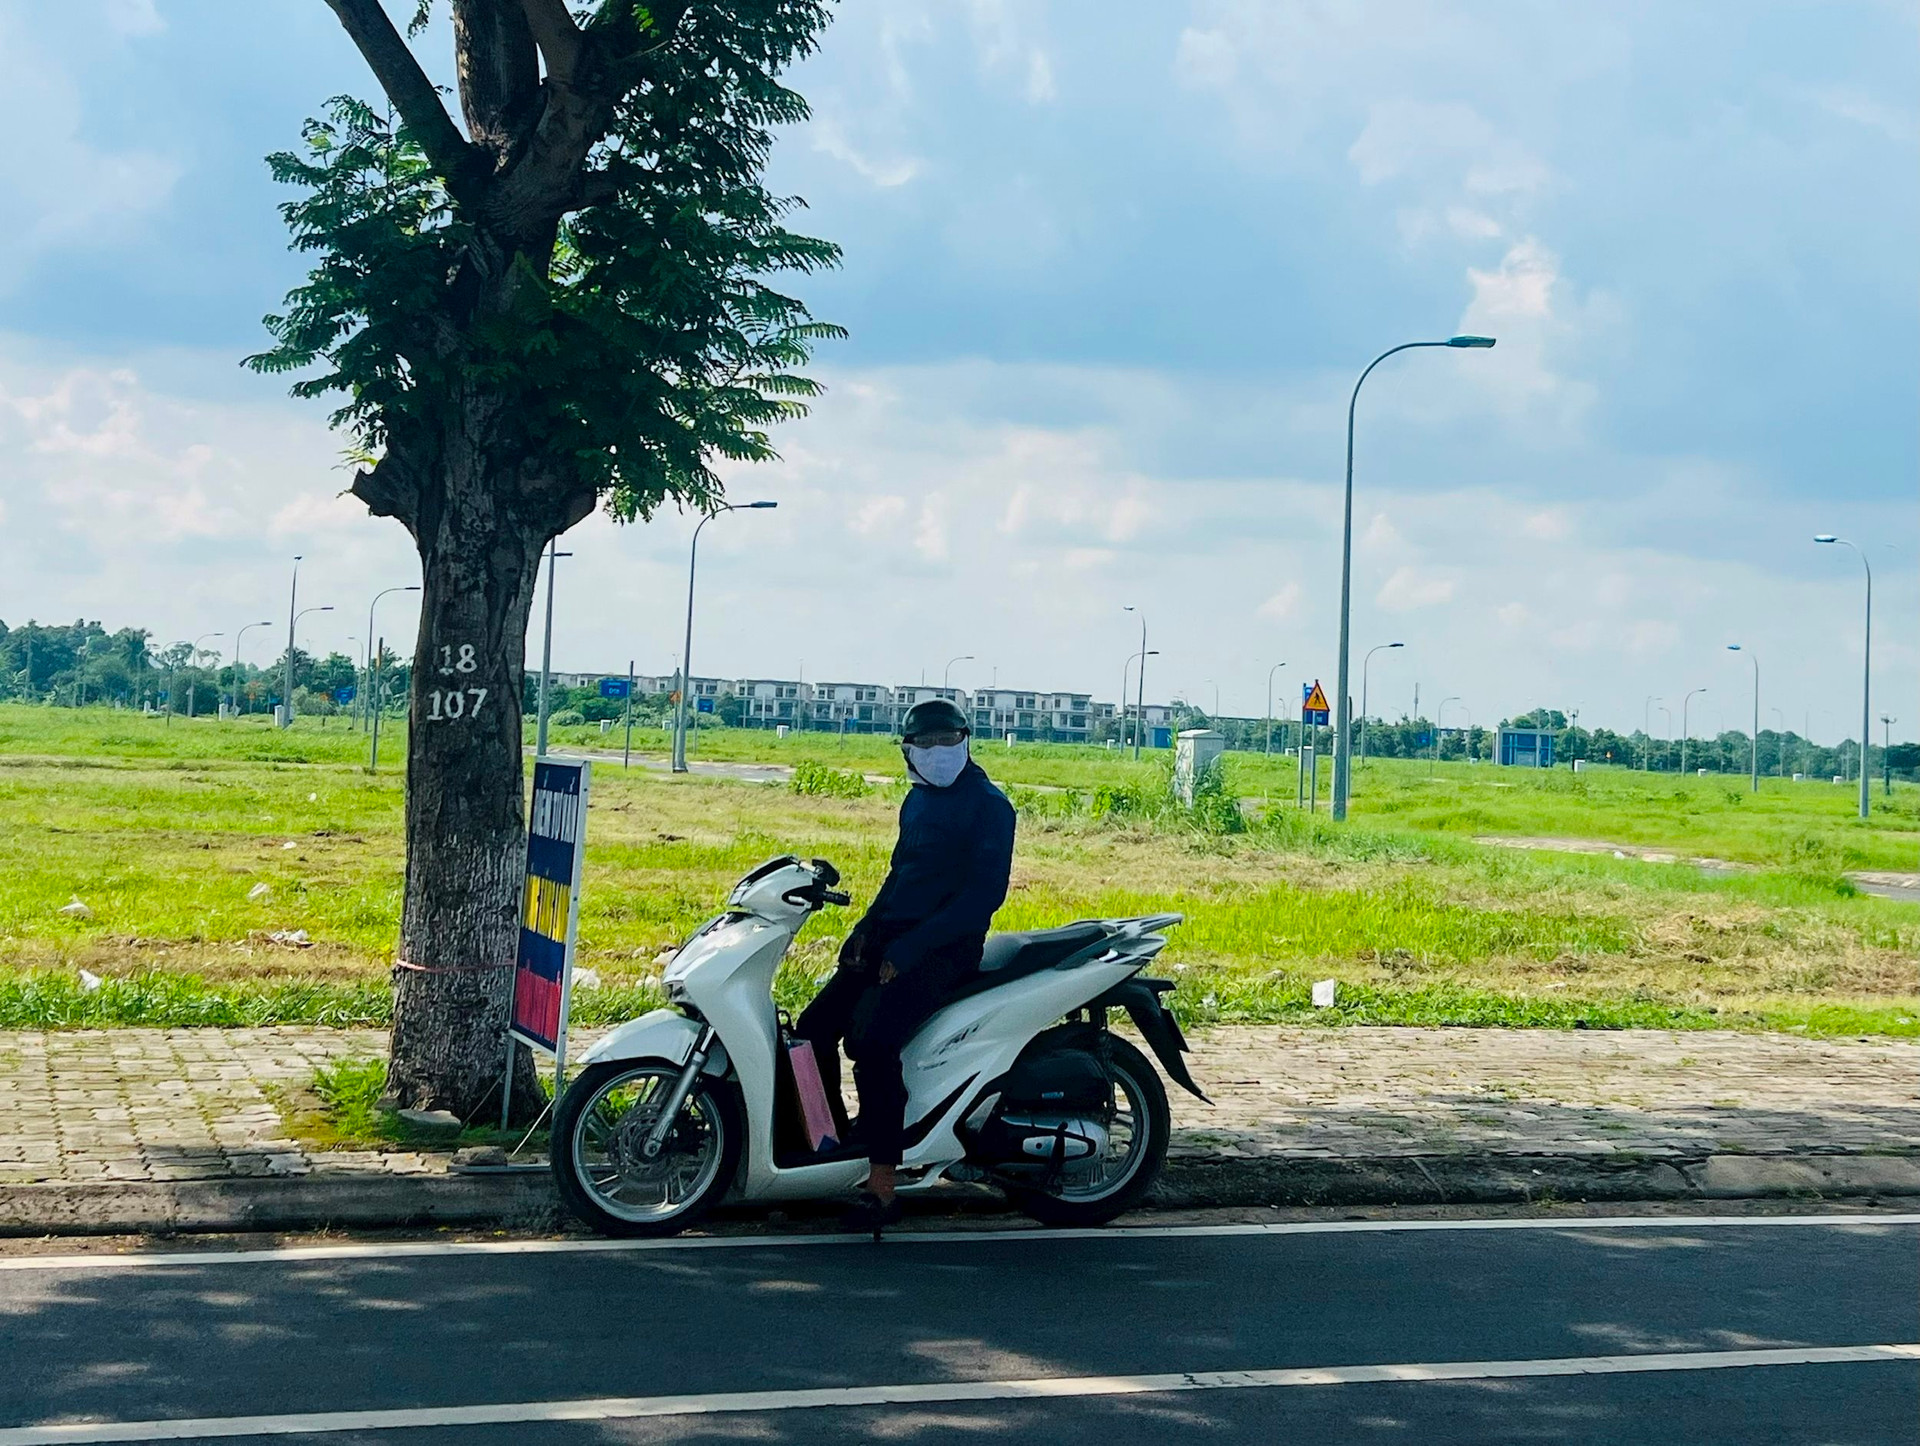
[385,419,550,1122]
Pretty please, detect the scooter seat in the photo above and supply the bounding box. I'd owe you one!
[959,922,1112,997]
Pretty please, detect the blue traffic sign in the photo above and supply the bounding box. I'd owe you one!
[696,696,715,714]
[599,678,630,699]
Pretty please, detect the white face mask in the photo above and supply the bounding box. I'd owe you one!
[904,740,969,788]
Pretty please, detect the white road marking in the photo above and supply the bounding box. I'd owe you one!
[1,1344,1914,1443]
[1,1211,1913,1274]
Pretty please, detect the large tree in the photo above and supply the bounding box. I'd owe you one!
[251,0,840,1116]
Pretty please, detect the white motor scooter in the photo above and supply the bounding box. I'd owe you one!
[552,855,1206,1236]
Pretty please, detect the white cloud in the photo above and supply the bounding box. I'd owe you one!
[103,0,162,37]
[1521,508,1572,542]
[1376,566,1457,611]
[809,115,921,188]
[1258,582,1303,621]
[0,9,178,287]
[913,495,949,562]
[851,494,909,536]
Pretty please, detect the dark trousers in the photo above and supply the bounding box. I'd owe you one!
[795,956,970,1167]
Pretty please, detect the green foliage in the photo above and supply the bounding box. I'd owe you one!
[549,709,587,728]
[0,970,391,1028]
[790,760,871,799]
[248,1,844,525]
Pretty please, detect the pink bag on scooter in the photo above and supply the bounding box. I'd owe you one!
[785,1038,841,1153]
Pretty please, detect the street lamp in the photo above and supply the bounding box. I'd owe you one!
[1681,688,1707,776]
[1643,695,1661,771]
[1658,706,1672,762]
[1814,535,1872,820]
[231,621,273,716]
[1264,662,1286,755]
[1359,642,1404,764]
[1727,645,1759,792]
[674,502,777,772]
[1121,649,1158,751]
[286,605,335,722]
[1436,696,1461,772]
[364,585,420,733]
[1205,679,1220,719]
[1880,714,1898,797]
[1332,334,1495,821]
[1124,605,1148,760]
[186,632,223,720]
[943,655,974,690]
[281,556,302,728]
[1771,707,1788,779]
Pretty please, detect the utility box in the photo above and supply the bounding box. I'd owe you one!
[1174,729,1225,805]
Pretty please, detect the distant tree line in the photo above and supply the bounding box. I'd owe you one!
[0,618,408,720]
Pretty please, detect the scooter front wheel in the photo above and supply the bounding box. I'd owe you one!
[551,1059,744,1237]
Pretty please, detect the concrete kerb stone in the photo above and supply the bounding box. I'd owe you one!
[5,1152,1919,1236]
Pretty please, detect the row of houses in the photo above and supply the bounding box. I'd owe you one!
[546,672,1178,744]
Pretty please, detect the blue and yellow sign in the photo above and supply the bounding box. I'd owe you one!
[511,759,590,1055]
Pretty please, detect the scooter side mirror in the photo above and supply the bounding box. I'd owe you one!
[809,858,841,886]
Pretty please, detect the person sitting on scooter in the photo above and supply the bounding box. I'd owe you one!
[795,696,1016,1233]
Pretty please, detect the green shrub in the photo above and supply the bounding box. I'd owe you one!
[550,709,586,727]
[791,760,871,799]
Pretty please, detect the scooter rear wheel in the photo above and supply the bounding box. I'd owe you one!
[551,1059,744,1237]
[1004,1037,1169,1227]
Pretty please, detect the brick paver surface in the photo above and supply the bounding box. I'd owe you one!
[0,1026,1914,1186]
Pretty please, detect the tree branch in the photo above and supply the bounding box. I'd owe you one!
[322,0,475,186]
[517,0,582,84]
[453,0,540,156]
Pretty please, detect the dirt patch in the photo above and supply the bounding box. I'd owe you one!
[1476,835,1753,872]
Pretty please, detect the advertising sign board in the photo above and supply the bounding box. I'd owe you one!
[510,758,590,1061]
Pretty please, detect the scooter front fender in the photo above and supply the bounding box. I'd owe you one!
[577,1008,732,1077]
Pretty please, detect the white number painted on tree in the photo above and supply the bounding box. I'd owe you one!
[438,643,478,676]
[426,687,488,722]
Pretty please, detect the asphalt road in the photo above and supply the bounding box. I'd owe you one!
[2,1214,1916,1444]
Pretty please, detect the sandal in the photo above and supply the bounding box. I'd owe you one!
[839,1189,905,1240]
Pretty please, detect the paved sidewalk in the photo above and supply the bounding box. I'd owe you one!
[4,1025,1917,1183]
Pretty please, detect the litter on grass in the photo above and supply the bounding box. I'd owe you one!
[1311,979,1338,1009]
[247,883,272,902]
[57,898,92,919]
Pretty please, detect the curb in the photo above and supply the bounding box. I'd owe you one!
[5,1152,1919,1236]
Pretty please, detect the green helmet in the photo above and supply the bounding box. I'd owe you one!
[901,697,969,741]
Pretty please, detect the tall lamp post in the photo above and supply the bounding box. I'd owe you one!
[364,585,420,733]
[1681,688,1707,776]
[1264,662,1286,754]
[1658,706,1673,766]
[1814,535,1872,820]
[1332,334,1495,821]
[280,556,303,728]
[1880,714,1898,797]
[1727,645,1759,792]
[231,621,273,717]
[286,606,334,723]
[1643,695,1661,771]
[1121,649,1158,751]
[1359,641,1404,765]
[1436,696,1461,772]
[674,501,776,772]
[943,655,973,689]
[1771,707,1788,778]
[1123,605,1148,760]
[186,632,223,720]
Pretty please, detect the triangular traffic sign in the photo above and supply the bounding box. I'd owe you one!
[1303,680,1330,713]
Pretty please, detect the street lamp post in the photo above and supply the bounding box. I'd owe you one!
[364,585,420,734]
[281,557,302,728]
[1727,645,1759,792]
[1206,679,1220,719]
[1681,688,1707,776]
[1265,662,1286,754]
[1332,334,1495,821]
[943,655,973,690]
[1643,695,1661,771]
[186,632,223,720]
[1124,606,1148,760]
[1771,707,1788,778]
[1658,706,1672,765]
[1436,696,1461,773]
[674,502,776,772]
[1814,536,1872,820]
[284,605,335,724]
[1359,641,1404,765]
[1880,714,1898,796]
[1121,649,1158,750]
[231,622,273,717]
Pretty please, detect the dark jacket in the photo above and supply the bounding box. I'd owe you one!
[848,759,1015,977]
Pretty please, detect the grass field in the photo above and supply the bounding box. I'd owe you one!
[1,703,1916,1035]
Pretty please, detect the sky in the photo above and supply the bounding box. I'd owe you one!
[0,0,1914,740]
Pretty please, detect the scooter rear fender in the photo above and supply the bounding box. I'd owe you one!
[577,1008,732,1076]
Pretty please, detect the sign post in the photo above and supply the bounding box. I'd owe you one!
[1300,681,1330,812]
[507,758,591,1123]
